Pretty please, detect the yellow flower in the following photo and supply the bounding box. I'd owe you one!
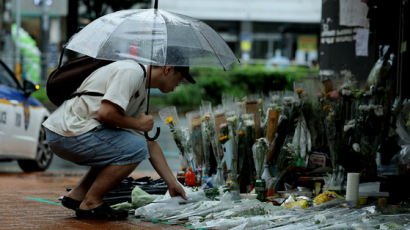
[201,115,211,121]
[322,105,331,111]
[219,135,229,142]
[238,131,244,135]
[165,116,174,125]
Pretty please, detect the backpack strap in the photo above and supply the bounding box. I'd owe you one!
[57,45,66,69]
[138,63,146,78]
[68,63,146,100]
[68,91,104,100]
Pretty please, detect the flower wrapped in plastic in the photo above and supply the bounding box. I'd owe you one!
[241,113,256,147]
[276,142,299,174]
[200,107,211,177]
[252,138,268,180]
[237,113,256,190]
[226,112,241,193]
[201,101,224,186]
[292,113,312,166]
[218,122,239,198]
[186,111,204,177]
[159,106,192,170]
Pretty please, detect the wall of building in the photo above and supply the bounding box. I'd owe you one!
[159,0,321,23]
[12,0,67,17]
[158,0,321,64]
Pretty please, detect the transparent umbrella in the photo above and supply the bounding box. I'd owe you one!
[65,1,239,140]
[66,9,237,69]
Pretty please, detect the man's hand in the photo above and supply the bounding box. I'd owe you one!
[135,113,154,132]
[98,100,154,132]
[168,181,188,200]
[146,141,187,200]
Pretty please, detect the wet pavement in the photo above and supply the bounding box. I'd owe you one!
[0,171,187,230]
[0,116,190,229]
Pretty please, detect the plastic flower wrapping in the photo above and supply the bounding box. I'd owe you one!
[200,109,211,176]
[134,186,410,230]
[396,100,410,164]
[226,112,239,175]
[186,111,204,174]
[200,101,224,186]
[159,106,192,170]
[292,113,312,166]
[252,138,268,180]
[238,113,256,185]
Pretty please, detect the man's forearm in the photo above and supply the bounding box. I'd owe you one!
[147,141,176,185]
[98,100,152,131]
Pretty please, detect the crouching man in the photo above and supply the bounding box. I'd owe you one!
[43,59,194,219]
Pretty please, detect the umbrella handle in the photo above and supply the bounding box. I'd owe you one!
[144,127,160,141]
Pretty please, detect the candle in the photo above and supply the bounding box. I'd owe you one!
[346,172,360,206]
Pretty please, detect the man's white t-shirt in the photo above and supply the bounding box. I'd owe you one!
[43,60,147,137]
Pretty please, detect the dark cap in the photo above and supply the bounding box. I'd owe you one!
[166,46,195,84]
[174,66,195,84]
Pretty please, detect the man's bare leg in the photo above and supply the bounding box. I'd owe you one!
[66,166,102,201]
[79,162,139,210]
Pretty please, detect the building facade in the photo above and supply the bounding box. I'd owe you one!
[158,0,321,65]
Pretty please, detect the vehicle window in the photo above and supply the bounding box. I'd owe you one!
[0,63,19,89]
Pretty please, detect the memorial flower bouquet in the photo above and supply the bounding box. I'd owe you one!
[252,137,269,180]
[200,112,211,176]
[239,113,256,186]
[201,101,224,187]
[159,106,192,170]
[186,111,204,177]
[226,110,240,176]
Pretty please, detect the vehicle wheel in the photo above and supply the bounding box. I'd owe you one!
[18,126,53,172]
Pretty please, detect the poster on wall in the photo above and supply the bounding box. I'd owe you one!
[339,0,370,28]
[319,0,375,82]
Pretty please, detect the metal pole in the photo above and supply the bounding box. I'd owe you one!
[0,1,3,54]
[1,0,12,68]
[40,0,49,85]
[14,0,21,80]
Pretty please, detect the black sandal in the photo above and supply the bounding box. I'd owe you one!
[61,196,82,210]
[76,203,128,220]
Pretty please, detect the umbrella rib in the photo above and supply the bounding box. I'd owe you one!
[197,29,226,71]
[204,22,241,65]
[95,19,127,58]
[161,12,168,65]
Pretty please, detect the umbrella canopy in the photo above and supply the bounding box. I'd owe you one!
[66,9,238,70]
[65,6,239,141]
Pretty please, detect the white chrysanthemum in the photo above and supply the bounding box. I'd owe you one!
[374,105,384,116]
[341,89,352,96]
[353,143,360,152]
[344,120,356,132]
[359,105,370,111]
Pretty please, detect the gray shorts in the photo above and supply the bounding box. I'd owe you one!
[45,125,149,166]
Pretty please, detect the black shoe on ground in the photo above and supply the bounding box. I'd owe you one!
[76,203,128,220]
[61,196,82,210]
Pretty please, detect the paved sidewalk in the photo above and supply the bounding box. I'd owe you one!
[0,171,187,230]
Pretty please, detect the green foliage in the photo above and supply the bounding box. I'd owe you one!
[33,65,317,113]
[32,87,48,103]
[164,65,317,109]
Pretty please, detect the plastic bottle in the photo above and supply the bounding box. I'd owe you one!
[255,179,266,201]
